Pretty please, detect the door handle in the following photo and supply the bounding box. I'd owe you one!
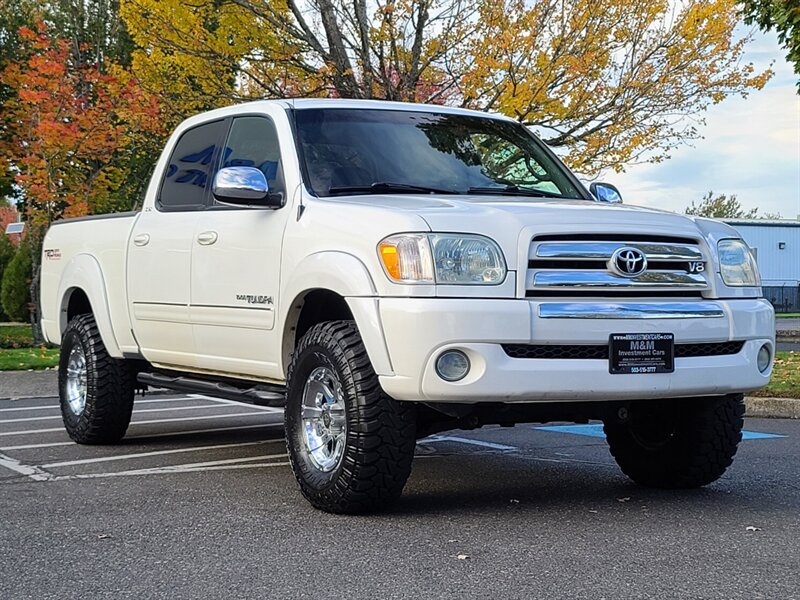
[197,231,218,245]
[133,233,150,247]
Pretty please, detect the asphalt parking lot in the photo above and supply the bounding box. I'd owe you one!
[0,392,798,599]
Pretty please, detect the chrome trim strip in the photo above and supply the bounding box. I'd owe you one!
[537,302,725,319]
[532,242,703,261]
[529,271,708,288]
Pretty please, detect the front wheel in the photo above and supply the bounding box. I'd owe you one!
[603,394,745,488]
[285,321,416,514]
[58,314,135,444]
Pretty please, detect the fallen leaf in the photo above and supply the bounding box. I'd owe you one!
[509,499,519,504]
[588,510,598,514]
[745,526,762,532]
[98,534,112,539]
[617,497,631,503]
[457,554,470,560]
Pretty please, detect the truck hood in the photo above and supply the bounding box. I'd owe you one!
[327,194,723,270]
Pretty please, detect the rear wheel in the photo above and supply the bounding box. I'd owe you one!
[58,314,135,444]
[603,395,745,488]
[285,321,416,514]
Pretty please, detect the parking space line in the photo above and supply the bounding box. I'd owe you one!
[189,394,284,413]
[1,424,285,451]
[0,396,207,413]
[424,436,517,451]
[58,461,290,480]
[0,411,278,437]
[0,452,52,481]
[0,403,255,424]
[41,440,284,468]
[0,441,76,451]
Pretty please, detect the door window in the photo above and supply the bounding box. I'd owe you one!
[220,116,283,197]
[159,119,226,211]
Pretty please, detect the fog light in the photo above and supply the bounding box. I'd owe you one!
[757,344,771,373]
[435,350,470,382]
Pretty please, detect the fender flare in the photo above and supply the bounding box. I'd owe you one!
[56,254,122,357]
[280,252,392,376]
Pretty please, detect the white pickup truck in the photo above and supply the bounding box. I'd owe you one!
[41,99,774,513]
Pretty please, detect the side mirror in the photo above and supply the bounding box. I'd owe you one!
[212,166,282,208]
[590,182,623,204]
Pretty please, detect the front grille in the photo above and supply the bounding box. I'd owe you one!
[502,341,745,360]
[526,234,710,297]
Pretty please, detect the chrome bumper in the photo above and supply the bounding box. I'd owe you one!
[537,302,726,320]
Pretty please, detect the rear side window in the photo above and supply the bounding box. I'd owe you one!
[159,120,226,210]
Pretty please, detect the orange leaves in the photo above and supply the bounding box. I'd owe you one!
[0,24,164,224]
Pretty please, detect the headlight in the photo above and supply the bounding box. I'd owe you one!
[717,239,760,286]
[378,234,506,285]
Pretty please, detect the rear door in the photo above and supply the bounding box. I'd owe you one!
[190,112,291,379]
[128,119,226,367]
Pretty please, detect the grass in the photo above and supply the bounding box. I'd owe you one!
[0,324,35,349]
[753,351,800,399]
[776,313,800,318]
[0,347,59,371]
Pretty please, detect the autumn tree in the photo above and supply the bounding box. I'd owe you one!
[0,23,163,335]
[121,0,771,175]
[684,191,781,218]
[1,23,163,226]
[741,0,800,87]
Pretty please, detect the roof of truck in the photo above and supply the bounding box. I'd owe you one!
[184,97,514,127]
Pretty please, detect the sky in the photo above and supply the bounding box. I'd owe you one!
[607,29,800,220]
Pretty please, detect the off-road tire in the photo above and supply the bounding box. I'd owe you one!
[285,320,417,514]
[603,395,745,488]
[58,314,135,444]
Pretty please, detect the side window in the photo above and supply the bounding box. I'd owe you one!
[221,116,283,194]
[159,120,225,210]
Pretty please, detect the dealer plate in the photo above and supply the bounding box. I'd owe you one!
[609,333,674,374]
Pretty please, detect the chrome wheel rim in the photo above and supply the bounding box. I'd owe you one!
[65,344,87,415]
[301,366,347,473]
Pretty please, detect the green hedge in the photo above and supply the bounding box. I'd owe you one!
[0,235,15,321]
[1,242,32,322]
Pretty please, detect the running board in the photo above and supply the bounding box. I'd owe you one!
[137,372,286,407]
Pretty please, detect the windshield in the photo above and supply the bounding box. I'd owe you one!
[293,108,584,199]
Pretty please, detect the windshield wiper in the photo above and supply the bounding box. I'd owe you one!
[328,181,461,195]
[467,185,564,199]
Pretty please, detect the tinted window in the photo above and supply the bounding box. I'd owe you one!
[159,120,225,210]
[221,116,282,193]
[293,109,582,199]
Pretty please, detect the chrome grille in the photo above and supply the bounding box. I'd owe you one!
[527,234,709,296]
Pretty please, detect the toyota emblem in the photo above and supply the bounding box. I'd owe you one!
[609,247,647,277]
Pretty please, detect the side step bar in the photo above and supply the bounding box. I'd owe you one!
[137,372,286,407]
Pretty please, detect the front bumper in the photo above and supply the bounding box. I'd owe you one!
[375,298,775,402]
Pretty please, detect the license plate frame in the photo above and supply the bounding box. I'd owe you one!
[609,333,674,375]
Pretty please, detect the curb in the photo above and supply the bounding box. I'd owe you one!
[745,396,800,419]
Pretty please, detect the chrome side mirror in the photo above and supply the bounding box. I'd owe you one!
[212,166,281,208]
[590,182,623,204]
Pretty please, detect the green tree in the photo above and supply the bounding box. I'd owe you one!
[0,233,15,320]
[685,191,781,219]
[741,0,800,87]
[1,241,31,322]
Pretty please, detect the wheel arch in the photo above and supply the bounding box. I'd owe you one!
[55,254,122,357]
[280,252,392,378]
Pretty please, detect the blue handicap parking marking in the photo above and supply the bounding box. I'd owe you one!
[534,424,785,441]
[535,424,606,438]
[741,430,785,440]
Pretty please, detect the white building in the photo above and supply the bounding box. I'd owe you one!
[724,219,800,312]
